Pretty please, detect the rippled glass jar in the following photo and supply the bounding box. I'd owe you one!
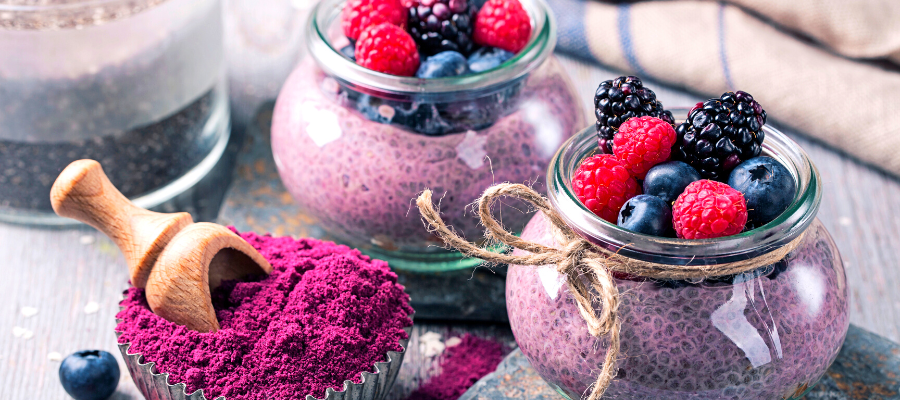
[270,0,585,271]
[506,119,849,399]
[0,0,229,225]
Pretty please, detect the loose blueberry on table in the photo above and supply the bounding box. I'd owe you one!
[575,77,795,240]
[59,350,120,400]
[340,0,531,76]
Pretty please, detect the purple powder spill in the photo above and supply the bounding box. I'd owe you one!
[406,334,506,400]
[115,229,414,400]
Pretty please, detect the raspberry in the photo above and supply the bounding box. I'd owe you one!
[355,23,421,76]
[572,154,641,223]
[612,116,677,179]
[672,180,748,239]
[594,76,674,153]
[342,0,407,42]
[473,0,531,53]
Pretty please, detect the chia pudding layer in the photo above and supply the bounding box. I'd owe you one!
[507,214,849,400]
[271,56,585,253]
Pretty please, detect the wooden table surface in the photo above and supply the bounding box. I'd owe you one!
[2,55,899,399]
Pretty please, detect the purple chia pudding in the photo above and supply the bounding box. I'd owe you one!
[505,123,850,399]
[508,215,848,400]
[269,0,584,268]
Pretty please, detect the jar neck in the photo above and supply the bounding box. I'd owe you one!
[547,111,822,265]
[305,0,556,101]
[1,0,169,30]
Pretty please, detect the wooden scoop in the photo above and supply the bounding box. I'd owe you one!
[50,160,272,332]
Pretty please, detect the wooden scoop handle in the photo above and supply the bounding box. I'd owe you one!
[50,160,193,288]
[146,223,274,333]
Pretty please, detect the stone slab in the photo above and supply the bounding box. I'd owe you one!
[460,324,900,400]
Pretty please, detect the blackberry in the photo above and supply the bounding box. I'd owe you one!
[408,0,476,56]
[594,76,674,153]
[673,90,767,180]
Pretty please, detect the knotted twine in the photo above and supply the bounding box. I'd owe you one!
[416,183,806,400]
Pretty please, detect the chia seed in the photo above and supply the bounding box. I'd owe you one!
[0,90,217,212]
[0,0,226,217]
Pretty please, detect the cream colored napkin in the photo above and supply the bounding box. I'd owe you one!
[551,0,900,176]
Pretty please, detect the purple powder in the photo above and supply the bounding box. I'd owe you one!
[115,229,414,400]
[406,334,506,400]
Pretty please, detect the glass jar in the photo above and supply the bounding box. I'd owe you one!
[0,0,229,225]
[224,0,312,131]
[270,0,585,271]
[506,118,849,399]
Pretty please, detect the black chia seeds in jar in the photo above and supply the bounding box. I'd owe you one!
[0,0,229,224]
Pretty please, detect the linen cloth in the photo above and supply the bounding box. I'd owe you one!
[550,0,900,177]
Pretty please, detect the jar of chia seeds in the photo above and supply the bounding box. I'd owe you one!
[506,118,849,399]
[0,0,229,225]
[270,0,585,271]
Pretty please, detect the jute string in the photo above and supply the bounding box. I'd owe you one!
[415,183,805,400]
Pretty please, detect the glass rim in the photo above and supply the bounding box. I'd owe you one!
[305,0,556,95]
[547,108,822,265]
[0,0,144,12]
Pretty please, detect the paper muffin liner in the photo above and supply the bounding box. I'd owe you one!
[115,302,413,400]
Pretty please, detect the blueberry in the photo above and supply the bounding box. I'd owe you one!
[355,95,395,124]
[340,44,355,61]
[416,51,468,78]
[727,156,795,227]
[393,102,454,135]
[617,194,674,237]
[467,46,515,73]
[642,161,702,204]
[59,350,120,400]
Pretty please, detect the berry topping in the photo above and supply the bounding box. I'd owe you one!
[355,23,421,76]
[467,46,515,73]
[673,90,768,180]
[672,180,748,239]
[408,0,476,56]
[340,44,356,60]
[473,0,532,53]
[594,76,675,154]
[416,50,469,78]
[59,350,120,400]
[617,194,674,237]
[727,156,795,227]
[612,116,677,179]
[342,0,407,42]
[642,161,701,204]
[572,154,641,223]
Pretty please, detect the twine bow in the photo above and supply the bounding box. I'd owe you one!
[416,183,804,400]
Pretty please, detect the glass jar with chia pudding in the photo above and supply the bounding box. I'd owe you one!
[507,118,849,399]
[0,0,229,224]
[270,0,585,271]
